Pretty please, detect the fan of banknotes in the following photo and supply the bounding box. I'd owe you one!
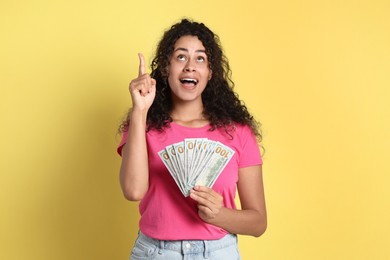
[158,138,235,197]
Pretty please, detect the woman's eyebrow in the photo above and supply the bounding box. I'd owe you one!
[174,47,206,53]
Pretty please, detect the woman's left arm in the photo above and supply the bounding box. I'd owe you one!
[190,165,267,237]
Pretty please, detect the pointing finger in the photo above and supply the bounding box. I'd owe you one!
[138,53,146,76]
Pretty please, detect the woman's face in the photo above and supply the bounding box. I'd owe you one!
[167,35,212,104]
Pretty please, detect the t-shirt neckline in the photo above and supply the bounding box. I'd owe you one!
[171,121,211,130]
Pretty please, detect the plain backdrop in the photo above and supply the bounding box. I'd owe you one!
[1,0,389,259]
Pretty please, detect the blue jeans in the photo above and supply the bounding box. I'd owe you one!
[130,231,241,260]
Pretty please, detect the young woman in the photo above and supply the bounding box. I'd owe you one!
[118,19,267,260]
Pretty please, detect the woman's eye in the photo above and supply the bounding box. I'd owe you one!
[197,56,206,62]
[177,55,186,61]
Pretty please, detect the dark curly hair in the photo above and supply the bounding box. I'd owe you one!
[120,18,262,142]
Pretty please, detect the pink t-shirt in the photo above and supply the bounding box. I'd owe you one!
[117,122,262,240]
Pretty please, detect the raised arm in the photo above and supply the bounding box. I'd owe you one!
[119,53,156,201]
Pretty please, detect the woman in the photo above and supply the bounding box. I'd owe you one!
[118,19,267,259]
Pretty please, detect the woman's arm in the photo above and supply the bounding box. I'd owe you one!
[119,110,149,201]
[190,165,267,237]
[119,53,156,201]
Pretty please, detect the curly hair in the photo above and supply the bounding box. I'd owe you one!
[120,18,262,142]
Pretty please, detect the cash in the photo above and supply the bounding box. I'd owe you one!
[158,138,235,196]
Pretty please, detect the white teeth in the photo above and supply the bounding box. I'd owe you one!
[180,78,198,84]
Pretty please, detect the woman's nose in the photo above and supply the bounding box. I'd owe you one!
[184,59,196,72]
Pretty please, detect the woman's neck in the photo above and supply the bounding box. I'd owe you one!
[170,101,209,127]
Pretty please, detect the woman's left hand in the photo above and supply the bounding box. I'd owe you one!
[190,186,224,223]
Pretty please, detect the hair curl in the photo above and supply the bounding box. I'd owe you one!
[120,19,262,142]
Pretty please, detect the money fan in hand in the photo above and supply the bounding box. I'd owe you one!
[158,138,235,196]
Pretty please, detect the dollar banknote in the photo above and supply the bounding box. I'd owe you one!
[158,138,235,196]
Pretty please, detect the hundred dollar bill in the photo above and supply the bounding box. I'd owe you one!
[166,144,187,194]
[195,142,235,188]
[159,138,235,197]
[173,141,186,183]
[187,138,211,189]
[184,138,197,184]
[191,140,218,182]
[158,149,185,195]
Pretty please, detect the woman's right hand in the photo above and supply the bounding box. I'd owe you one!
[128,53,156,112]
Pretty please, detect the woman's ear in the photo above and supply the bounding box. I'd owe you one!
[208,70,212,80]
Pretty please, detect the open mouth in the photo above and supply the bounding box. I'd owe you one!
[180,78,198,86]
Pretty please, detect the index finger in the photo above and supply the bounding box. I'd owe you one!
[138,53,146,76]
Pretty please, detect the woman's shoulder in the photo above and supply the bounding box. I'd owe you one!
[232,122,254,135]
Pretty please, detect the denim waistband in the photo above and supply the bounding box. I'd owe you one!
[138,231,238,255]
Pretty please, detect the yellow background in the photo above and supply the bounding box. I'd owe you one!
[1,0,389,259]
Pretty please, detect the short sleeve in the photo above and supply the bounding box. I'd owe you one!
[117,131,128,156]
[238,125,263,168]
